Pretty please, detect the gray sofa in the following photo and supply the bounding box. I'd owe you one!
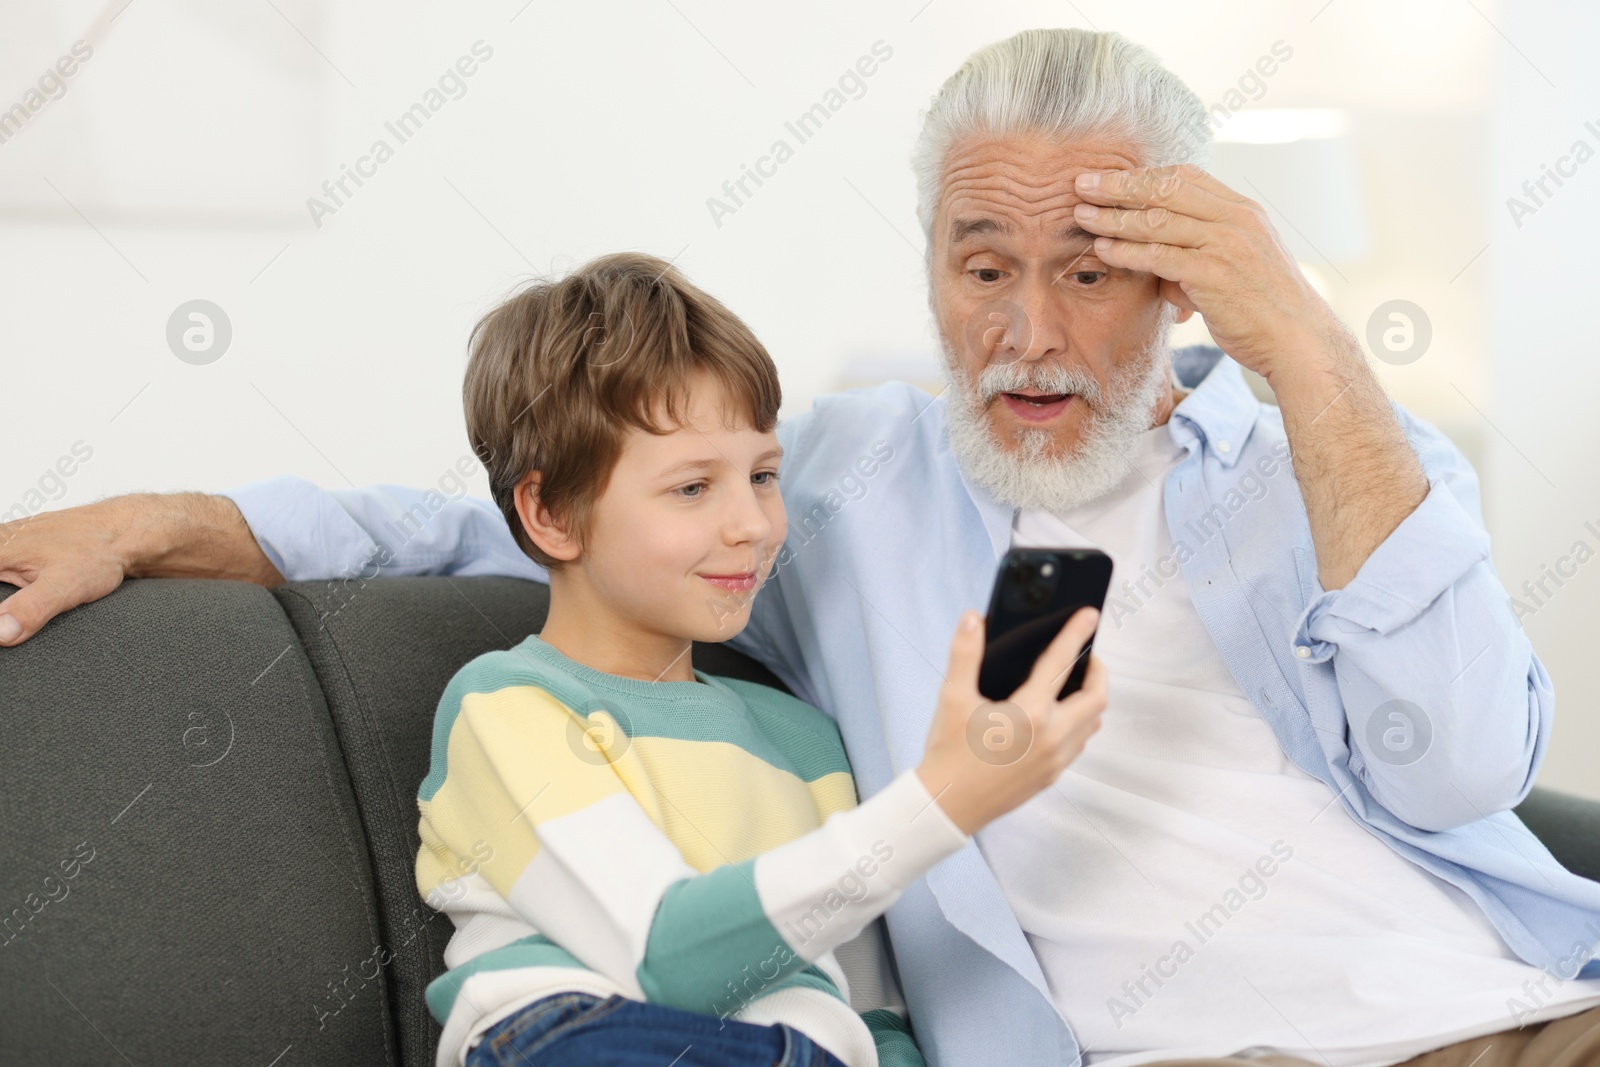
[3,575,1597,1067]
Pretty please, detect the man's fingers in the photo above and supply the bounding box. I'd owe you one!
[1074,164,1242,219]
[1089,236,1200,285]
[0,580,63,646]
[1074,202,1210,250]
[1162,162,1254,205]
[1020,606,1100,701]
[0,564,110,647]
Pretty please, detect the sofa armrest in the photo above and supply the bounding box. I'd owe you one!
[1514,786,1600,884]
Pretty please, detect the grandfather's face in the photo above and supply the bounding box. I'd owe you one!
[930,134,1188,514]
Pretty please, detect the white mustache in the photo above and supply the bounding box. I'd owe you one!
[975,362,1102,407]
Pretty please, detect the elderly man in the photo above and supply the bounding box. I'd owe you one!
[5,26,1600,1067]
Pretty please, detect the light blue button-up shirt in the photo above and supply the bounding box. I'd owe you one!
[226,344,1600,1066]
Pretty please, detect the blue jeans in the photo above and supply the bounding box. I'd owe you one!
[464,991,852,1067]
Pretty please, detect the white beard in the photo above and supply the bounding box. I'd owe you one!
[940,304,1178,515]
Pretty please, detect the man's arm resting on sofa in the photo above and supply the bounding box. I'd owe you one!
[223,475,545,584]
[0,492,285,645]
[0,477,547,647]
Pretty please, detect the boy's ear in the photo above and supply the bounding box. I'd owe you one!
[514,471,582,563]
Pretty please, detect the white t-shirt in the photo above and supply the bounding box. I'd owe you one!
[975,421,1600,1067]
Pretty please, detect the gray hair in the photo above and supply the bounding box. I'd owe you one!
[911,28,1212,249]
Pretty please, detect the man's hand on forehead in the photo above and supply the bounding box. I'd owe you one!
[1066,161,1340,381]
[1069,160,1429,598]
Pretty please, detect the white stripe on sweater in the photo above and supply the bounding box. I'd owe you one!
[507,791,698,997]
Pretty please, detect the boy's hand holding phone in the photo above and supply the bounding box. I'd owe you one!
[916,605,1107,835]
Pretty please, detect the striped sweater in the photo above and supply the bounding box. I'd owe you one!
[416,634,969,1067]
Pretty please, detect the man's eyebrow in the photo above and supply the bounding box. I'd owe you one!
[949,217,1098,246]
[949,216,1008,244]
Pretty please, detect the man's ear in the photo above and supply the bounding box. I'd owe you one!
[1158,278,1198,323]
[514,471,582,563]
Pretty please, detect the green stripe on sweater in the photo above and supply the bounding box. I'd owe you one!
[423,933,585,1024]
[636,859,835,1017]
[862,1009,926,1067]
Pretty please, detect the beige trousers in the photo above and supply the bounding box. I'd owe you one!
[1138,1005,1600,1067]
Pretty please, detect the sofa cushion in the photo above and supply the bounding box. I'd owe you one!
[0,579,394,1066]
[1514,786,1600,885]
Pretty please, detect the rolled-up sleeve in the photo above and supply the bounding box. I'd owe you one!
[1293,476,1491,646]
[222,475,547,583]
[1289,408,1554,832]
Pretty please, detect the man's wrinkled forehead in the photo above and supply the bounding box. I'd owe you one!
[935,136,1137,247]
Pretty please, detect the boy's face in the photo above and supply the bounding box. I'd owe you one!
[576,371,787,644]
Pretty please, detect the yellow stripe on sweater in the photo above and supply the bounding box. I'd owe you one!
[622,737,857,870]
[422,685,629,900]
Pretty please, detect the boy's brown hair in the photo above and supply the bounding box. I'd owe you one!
[463,252,782,569]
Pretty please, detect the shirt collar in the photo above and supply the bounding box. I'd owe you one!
[1166,343,1260,469]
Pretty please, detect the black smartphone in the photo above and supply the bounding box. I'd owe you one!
[977,547,1113,702]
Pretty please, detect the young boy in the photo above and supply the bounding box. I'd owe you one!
[415,252,1107,1067]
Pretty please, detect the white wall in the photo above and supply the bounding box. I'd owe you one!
[1484,0,1600,799]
